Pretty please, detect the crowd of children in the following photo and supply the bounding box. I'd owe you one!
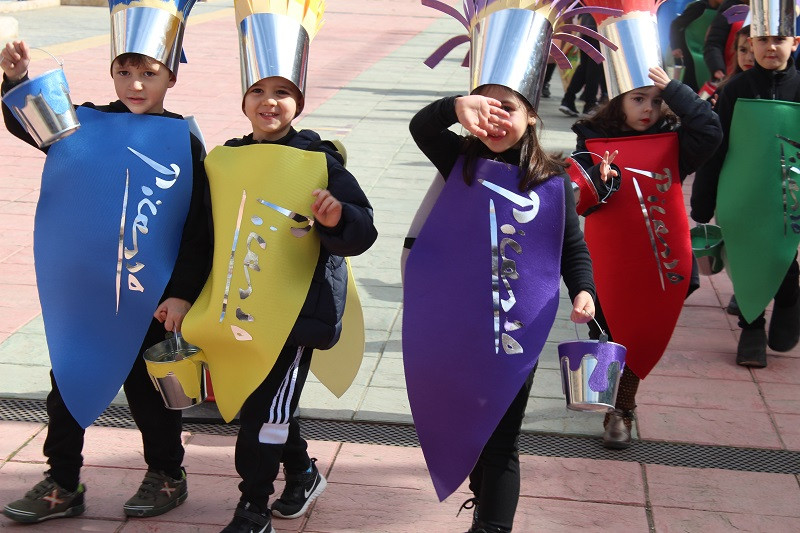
[1,0,799,531]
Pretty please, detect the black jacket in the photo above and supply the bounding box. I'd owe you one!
[571,79,721,194]
[691,59,800,222]
[409,96,596,303]
[1,74,212,306]
[703,0,746,77]
[669,0,715,90]
[224,129,377,349]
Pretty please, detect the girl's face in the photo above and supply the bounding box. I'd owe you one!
[621,86,663,132]
[475,85,535,153]
[736,35,755,71]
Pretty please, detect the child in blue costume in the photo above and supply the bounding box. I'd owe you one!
[1,33,210,524]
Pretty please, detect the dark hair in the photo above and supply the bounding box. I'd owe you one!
[112,53,169,73]
[461,86,564,192]
[574,91,678,136]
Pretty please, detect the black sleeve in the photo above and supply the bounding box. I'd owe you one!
[162,134,213,303]
[2,73,42,151]
[559,176,596,302]
[314,153,378,257]
[661,79,723,178]
[408,96,464,177]
[670,1,706,50]
[703,0,737,77]
[690,82,735,223]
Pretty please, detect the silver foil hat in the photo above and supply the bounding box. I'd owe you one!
[423,0,621,110]
[582,0,667,99]
[470,8,553,109]
[109,0,198,75]
[238,13,310,96]
[726,0,796,37]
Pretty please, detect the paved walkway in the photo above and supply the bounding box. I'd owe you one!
[2,2,800,531]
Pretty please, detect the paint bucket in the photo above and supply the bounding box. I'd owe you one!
[143,334,207,410]
[691,223,724,275]
[558,319,627,412]
[1,49,79,148]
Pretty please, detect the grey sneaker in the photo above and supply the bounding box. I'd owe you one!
[270,458,327,519]
[123,468,187,517]
[3,477,86,523]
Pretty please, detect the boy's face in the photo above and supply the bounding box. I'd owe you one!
[243,77,301,142]
[749,35,800,71]
[112,58,176,115]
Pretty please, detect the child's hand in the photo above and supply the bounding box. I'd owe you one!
[570,291,595,323]
[1,41,31,82]
[154,297,192,332]
[455,95,512,138]
[648,66,671,90]
[311,188,342,228]
[600,150,618,183]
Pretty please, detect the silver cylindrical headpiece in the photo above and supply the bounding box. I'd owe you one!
[111,7,185,75]
[470,8,553,110]
[238,13,310,97]
[597,12,663,99]
[750,0,796,37]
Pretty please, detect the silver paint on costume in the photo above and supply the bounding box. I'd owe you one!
[478,179,539,223]
[239,232,266,299]
[490,199,501,354]
[238,13,310,95]
[221,191,247,322]
[256,198,314,237]
[116,170,130,314]
[777,135,800,234]
[633,177,668,291]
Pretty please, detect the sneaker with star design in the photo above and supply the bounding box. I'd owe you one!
[3,476,86,523]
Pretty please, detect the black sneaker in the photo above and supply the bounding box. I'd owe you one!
[123,468,187,517]
[541,83,551,98]
[3,477,86,523]
[737,328,767,367]
[768,297,800,352]
[271,458,327,519]
[222,502,276,533]
[581,103,599,118]
[558,101,579,117]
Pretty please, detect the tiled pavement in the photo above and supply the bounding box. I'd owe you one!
[2,1,800,531]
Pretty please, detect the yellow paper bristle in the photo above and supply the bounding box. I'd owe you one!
[235,0,323,36]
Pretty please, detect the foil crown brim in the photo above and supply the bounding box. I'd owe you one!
[111,7,185,74]
[470,8,553,110]
[238,13,310,97]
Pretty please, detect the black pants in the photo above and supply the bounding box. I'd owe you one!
[468,365,537,532]
[739,255,800,329]
[562,38,602,108]
[235,344,312,507]
[44,319,184,492]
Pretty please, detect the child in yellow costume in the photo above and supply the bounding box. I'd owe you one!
[179,2,377,532]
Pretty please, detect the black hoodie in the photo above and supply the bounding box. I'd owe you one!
[223,129,378,349]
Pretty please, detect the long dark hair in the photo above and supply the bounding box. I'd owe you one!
[574,91,678,136]
[461,86,564,192]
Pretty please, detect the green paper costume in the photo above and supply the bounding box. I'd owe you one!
[684,8,715,87]
[717,99,800,322]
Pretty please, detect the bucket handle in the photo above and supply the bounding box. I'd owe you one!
[0,47,62,70]
[570,151,615,203]
[573,315,609,343]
